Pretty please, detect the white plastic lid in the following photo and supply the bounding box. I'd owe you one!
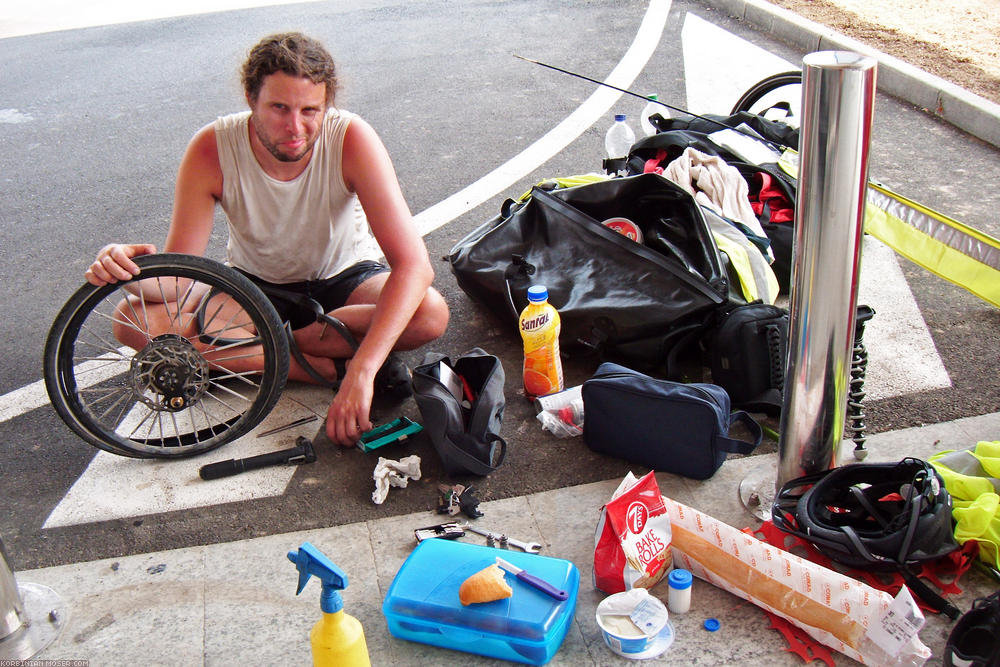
[668,569,692,590]
[614,114,626,122]
[527,285,548,302]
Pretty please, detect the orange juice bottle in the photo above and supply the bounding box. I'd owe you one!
[519,285,564,398]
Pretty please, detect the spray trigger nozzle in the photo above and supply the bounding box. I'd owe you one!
[288,542,348,614]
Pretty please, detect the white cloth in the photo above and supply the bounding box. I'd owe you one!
[371,455,422,504]
[663,147,773,261]
[214,108,381,283]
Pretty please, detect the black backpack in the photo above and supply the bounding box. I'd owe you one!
[666,301,788,416]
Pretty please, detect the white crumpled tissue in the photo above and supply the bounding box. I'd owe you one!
[371,455,422,504]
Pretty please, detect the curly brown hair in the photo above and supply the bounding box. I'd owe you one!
[241,32,338,106]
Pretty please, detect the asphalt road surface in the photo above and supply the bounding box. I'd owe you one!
[2,0,998,570]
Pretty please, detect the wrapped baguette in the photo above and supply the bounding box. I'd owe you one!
[459,563,513,605]
[663,497,931,665]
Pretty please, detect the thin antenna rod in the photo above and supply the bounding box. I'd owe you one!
[513,54,691,116]
[512,54,785,149]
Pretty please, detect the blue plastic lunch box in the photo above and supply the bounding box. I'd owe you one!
[382,538,580,665]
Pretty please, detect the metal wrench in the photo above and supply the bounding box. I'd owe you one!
[459,524,542,553]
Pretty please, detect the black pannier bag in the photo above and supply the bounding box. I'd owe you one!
[612,112,799,292]
[448,173,734,368]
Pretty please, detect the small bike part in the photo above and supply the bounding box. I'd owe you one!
[199,436,316,480]
[847,305,876,460]
[256,415,318,438]
[458,486,484,519]
[44,253,289,458]
[357,417,423,452]
[413,522,465,543]
[436,483,465,516]
[459,524,543,553]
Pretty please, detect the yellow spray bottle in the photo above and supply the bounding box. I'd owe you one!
[288,542,371,667]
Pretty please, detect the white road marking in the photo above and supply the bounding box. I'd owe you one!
[29,0,672,527]
[42,385,328,528]
[413,0,671,236]
[681,13,795,115]
[0,346,132,423]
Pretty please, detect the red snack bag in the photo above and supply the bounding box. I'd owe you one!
[594,471,673,593]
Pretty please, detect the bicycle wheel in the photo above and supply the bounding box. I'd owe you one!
[731,71,802,125]
[44,253,290,458]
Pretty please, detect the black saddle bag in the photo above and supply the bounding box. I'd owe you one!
[411,348,507,476]
[448,173,732,368]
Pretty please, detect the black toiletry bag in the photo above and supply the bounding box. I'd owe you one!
[582,362,762,480]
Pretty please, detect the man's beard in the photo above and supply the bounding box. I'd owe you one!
[250,116,314,163]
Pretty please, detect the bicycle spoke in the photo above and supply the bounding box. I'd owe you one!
[167,410,185,446]
[193,401,224,440]
[202,381,257,413]
[205,359,266,387]
[202,299,256,345]
[81,384,132,421]
[103,294,154,344]
[123,402,158,440]
[75,323,132,359]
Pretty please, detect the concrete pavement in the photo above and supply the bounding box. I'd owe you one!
[9,412,999,665]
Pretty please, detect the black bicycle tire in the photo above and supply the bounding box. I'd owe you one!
[43,253,290,458]
[730,70,803,116]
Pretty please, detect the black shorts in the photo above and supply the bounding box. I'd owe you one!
[235,260,389,330]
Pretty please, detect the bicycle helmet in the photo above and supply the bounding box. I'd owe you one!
[773,457,961,617]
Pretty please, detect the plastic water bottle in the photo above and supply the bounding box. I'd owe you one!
[640,94,666,137]
[604,114,635,159]
[518,285,564,398]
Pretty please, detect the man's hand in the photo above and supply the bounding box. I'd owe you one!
[325,363,376,446]
[85,243,157,286]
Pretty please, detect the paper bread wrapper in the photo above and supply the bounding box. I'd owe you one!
[663,497,931,666]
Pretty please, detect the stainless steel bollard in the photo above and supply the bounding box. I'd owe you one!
[776,51,878,488]
[1,539,26,639]
[0,537,66,660]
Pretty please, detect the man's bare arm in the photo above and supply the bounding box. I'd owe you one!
[325,117,436,443]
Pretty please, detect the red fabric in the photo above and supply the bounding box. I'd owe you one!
[749,172,794,223]
[643,148,669,175]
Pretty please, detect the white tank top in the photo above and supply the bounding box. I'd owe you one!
[214,108,381,283]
